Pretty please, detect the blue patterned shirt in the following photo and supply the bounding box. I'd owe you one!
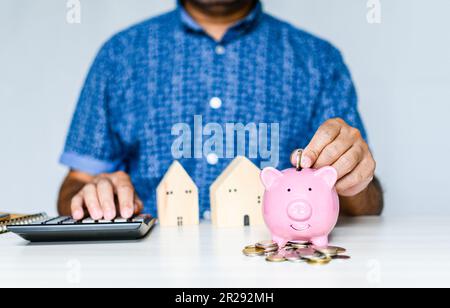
[60,1,367,218]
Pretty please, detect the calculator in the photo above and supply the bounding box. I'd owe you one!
[7,215,156,242]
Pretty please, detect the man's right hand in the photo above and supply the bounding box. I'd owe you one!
[59,171,143,221]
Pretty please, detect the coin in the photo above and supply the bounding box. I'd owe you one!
[243,240,349,265]
[305,255,332,265]
[316,246,347,256]
[256,240,278,249]
[295,149,303,171]
[263,246,279,253]
[297,247,321,258]
[332,255,351,260]
[287,240,310,245]
[243,246,265,257]
[264,251,277,256]
[284,251,305,263]
[266,254,286,262]
[288,242,311,249]
[281,245,295,251]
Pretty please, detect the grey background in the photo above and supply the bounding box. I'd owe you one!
[0,0,449,216]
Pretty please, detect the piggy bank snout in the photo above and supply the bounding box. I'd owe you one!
[287,201,312,222]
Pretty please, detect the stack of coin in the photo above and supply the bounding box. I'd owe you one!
[243,240,350,265]
[255,240,279,256]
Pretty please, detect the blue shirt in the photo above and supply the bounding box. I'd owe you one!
[60,1,367,218]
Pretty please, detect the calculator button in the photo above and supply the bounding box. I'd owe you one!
[82,218,96,224]
[62,219,77,225]
[44,217,70,225]
[114,218,128,223]
[98,220,112,224]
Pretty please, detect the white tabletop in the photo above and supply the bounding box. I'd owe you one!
[1,215,450,288]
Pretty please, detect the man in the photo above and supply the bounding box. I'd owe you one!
[58,0,383,221]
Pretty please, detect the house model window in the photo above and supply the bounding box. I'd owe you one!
[210,156,265,227]
[156,161,200,227]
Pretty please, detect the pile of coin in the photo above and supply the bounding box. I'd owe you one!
[242,240,350,265]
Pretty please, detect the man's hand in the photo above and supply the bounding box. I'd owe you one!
[291,118,376,197]
[58,171,143,221]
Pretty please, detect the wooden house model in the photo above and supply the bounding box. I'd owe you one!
[156,161,199,227]
[210,156,265,227]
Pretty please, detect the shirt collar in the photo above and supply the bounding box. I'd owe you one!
[177,0,263,36]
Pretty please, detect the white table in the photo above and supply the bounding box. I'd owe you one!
[1,215,450,288]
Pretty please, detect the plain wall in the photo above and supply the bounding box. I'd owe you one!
[1,0,449,216]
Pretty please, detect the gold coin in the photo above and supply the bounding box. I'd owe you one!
[243,246,265,257]
[266,254,287,262]
[316,246,346,256]
[306,256,332,265]
[294,149,303,171]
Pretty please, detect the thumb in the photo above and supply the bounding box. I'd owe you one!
[301,148,317,168]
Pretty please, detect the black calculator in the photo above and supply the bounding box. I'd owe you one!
[7,215,156,243]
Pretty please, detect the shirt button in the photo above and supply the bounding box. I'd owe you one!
[209,97,222,109]
[203,210,211,221]
[207,153,219,165]
[215,45,226,55]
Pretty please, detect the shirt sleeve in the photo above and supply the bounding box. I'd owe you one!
[309,45,368,142]
[59,40,124,175]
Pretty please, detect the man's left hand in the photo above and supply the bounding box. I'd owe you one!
[291,118,376,197]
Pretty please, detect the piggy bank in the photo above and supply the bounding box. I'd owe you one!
[260,167,339,248]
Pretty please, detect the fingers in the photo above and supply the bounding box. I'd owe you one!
[71,194,84,220]
[331,144,365,179]
[302,119,342,168]
[294,118,376,197]
[96,178,116,220]
[338,178,373,197]
[111,172,135,219]
[70,171,141,220]
[81,184,103,220]
[336,155,376,196]
[314,134,355,169]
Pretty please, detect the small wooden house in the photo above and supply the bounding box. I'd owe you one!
[156,161,199,227]
[210,156,265,227]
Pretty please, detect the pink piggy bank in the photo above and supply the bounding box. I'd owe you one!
[260,167,339,248]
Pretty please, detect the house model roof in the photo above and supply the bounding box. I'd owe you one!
[157,160,197,192]
[210,156,261,192]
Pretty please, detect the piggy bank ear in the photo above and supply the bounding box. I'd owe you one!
[314,166,338,188]
[260,167,283,190]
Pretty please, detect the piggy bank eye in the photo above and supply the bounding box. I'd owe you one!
[308,188,312,191]
[287,188,291,192]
